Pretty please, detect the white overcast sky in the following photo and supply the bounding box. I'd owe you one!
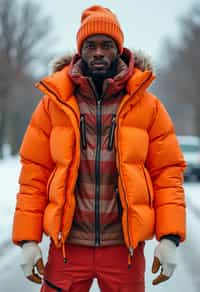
[41,0,195,63]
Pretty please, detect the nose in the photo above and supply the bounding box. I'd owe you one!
[93,46,104,58]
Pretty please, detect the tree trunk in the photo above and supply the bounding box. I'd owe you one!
[194,105,200,137]
[0,96,7,158]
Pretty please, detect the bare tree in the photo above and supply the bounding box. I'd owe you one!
[0,58,14,158]
[154,2,200,136]
[0,0,55,157]
[0,0,54,71]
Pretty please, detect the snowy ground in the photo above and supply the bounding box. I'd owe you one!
[0,156,199,292]
[0,156,19,243]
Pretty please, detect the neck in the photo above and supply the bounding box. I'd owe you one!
[92,77,104,98]
[80,58,119,98]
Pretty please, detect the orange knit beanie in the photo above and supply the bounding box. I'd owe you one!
[76,5,124,54]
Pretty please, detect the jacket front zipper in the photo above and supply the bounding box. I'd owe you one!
[116,130,134,262]
[114,72,153,256]
[38,81,80,249]
[95,98,102,246]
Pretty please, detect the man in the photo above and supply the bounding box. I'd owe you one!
[12,5,186,292]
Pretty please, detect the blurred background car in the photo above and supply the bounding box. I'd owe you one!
[178,135,200,182]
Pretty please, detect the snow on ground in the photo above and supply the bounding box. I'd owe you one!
[0,156,20,243]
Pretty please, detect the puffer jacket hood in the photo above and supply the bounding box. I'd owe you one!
[49,48,154,74]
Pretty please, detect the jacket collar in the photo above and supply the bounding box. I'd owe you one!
[36,48,155,106]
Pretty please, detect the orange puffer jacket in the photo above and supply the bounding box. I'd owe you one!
[12,51,186,252]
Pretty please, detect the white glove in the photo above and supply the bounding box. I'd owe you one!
[152,239,177,285]
[20,241,44,284]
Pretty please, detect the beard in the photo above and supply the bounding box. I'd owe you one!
[81,57,119,82]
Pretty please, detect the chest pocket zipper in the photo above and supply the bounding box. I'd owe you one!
[108,114,116,151]
[80,114,87,149]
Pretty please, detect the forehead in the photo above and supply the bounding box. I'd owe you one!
[84,34,116,44]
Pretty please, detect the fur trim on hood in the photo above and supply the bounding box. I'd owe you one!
[49,49,154,74]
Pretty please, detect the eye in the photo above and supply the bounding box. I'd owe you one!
[85,43,95,49]
[103,42,113,49]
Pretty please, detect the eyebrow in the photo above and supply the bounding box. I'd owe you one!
[85,40,113,43]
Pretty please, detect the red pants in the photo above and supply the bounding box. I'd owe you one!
[41,242,145,292]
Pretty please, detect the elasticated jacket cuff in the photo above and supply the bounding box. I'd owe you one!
[160,234,180,247]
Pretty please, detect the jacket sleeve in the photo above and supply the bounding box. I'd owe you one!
[12,96,54,245]
[146,98,186,242]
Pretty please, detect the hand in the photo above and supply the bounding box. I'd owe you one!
[152,239,177,285]
[20,241,44,284]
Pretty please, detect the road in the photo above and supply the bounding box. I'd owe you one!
[0,183,199,292]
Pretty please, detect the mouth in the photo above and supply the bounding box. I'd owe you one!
[91,61,107,70]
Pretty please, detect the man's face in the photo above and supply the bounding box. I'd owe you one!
[81,34,119,79]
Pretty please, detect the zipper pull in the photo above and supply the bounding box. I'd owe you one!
[59,233,68,264]
[108,114,116,151]
[58,232,62,241]
[80,114,87,149]
[62,243,68,263]
[128,247,134,269]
